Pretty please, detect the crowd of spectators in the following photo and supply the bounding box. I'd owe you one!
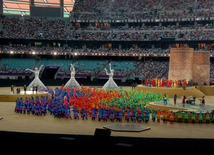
[210,62,214,80]
[0,45,171,55]
[1,16,214,41]
[131,61,169,79]
[71,9,214,20]
[1,17,42,39]
[73,0,103,12]
[0,45,74,53]
[163,0,214,10]
[179,30,214,40]
[73,32,111,40]
[0,68,32,74]
[35,19,69,40]
[72,0,214,13]
[149,31,177,40]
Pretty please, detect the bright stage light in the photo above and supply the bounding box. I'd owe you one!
[32,51,36,55]
[74,53,77,55]
[54,52,57,55]
[10,51,14,54]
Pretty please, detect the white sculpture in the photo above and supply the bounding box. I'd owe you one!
[102,63,119,90]
[25,65,46,91]
[64,64,81,89]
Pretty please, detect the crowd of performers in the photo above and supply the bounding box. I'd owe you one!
[14,86,167,122]
[142,79,198,88]
[14,86,214,124]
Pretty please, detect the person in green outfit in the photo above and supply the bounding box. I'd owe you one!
[177,110,182,123]
[184,110,189,123]
[205,110,210,124]
[152,109,156,122]
[212,111,214,124]
[191,111,196,124]
[198,111,203,124]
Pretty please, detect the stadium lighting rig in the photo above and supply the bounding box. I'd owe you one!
[0,51,203,57]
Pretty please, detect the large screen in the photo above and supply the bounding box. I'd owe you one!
[30,6,62,17]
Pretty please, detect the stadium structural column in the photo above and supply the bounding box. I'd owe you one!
[0,0,3,16]
[60,0,64,17]
[30,0,34,6]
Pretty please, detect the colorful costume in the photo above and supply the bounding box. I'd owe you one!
[162,110,168,123]
[178,110,182,123]
[156,110,161,122]
[198,111,203,124]
[191,111,196,124]
[184,111,189,123]
[205,111,210,124]
[169,111,174,124]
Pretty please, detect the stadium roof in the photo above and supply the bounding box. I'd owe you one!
[3,0,74,17]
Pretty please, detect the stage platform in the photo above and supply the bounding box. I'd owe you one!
[197,86,214,95]
[134,85,205,98]
[0,91,51,102]
[146,101,214,123]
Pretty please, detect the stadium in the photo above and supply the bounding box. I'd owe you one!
[1,0,214,152]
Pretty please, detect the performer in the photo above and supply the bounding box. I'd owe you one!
[174,94,177,105]
[98,109,102,121]
[182,96,186,107]
[91,109,96,121]
[126,110,130,122]
[212,110,214,124]
[156,109,161,122]
[169,111,175,124]
[205,110,210,124]
[191,111,196,124]
[193,95,196,104]
[74,110,79,119]
[144,111,150,123]
[36,85,38,93]
[184,110,189,123]
[198,111,203,124]
[131,82,135,89]
[24,85,27,94]
[163,94,167,105]
[152,109,156,122]
[178,110,183,123]
[202,96,205,105]
[11,85,14,94]
[162,110,168,123]
[110,110,115,122]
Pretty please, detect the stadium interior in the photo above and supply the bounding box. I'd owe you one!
[1,0,214,152]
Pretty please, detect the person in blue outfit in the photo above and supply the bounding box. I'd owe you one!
[91,109,96,121]
[110,110,115,122]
